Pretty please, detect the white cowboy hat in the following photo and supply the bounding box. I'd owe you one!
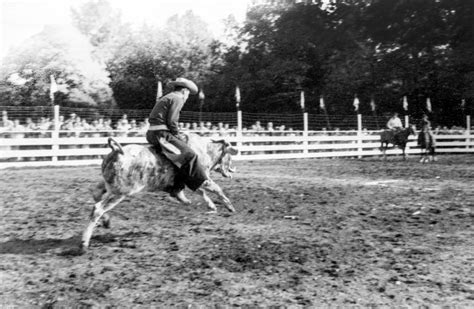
[168,77,198,95]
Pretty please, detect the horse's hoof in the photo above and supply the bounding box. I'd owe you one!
[102,219,111,229]
[225,204,236,213]
[79,243,89,253]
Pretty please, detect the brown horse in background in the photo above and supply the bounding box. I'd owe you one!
[380,125,416,160]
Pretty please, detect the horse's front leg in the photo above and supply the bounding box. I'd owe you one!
[431,135,437,161]
[196,189,218,213]
[91,181,112,227]
[381,143,387,160]
[199,179,235,212]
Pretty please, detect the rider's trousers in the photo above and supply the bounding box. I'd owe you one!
[146,130,207,191]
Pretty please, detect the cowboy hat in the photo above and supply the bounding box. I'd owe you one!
[168,77,198,95]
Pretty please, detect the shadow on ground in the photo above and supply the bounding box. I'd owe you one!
[0,231,152,255]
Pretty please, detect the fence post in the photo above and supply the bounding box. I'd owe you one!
[236,110,242,156]
[466,115,471,149]
[357,114,363,158]
[404,115,410,154]
[51,105,60,163]
[303,112,308,155]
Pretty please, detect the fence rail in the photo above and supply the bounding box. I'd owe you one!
[1,106,472,168]
[1,129,473,169]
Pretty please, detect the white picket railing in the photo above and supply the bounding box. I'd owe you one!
[0,130,473,169]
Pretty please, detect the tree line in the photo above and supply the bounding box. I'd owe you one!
[0,0,472,126]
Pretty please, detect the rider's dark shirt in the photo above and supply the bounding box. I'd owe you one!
[148,92,184,135]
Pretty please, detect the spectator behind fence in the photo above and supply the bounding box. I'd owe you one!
[182,122,191,130]
[120,114,129,126]
[9,120,26,160]
[116,115,131,137]
[64,113,77,128]
[138,118,149,134]
[38,117,53,136]
[267,122,274,131]
[90,120,102,138]
[5,111,471,141]
[217,122,227,136]
[25,117,38,137]
[198,121,207,131]
[10,119,25,137]
[1,111,14,132]
[127,119,138,137]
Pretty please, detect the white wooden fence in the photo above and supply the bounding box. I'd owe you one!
[1,129,473,169]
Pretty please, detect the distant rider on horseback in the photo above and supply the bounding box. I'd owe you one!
[387,112,403,131]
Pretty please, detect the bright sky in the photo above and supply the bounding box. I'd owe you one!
[0,0,249,63]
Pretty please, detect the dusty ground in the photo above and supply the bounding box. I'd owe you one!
[0,155,473,307]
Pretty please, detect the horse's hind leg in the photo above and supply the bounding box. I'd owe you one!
[91,181,107,202]
[91,181,112,228]
[81,193,125,249]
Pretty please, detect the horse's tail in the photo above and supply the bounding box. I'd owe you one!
[108,137,124,155]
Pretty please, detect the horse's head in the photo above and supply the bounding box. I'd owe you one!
[210,138,238,178]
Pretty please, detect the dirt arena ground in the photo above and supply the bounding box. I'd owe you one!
[1,155,473,307]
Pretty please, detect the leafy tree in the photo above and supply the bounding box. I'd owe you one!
[106,10,217,110]
[209,0,473,124]
[0,25,114,107]
[71,0,126,60]
[359,0,473,124]
[2,0,472,127]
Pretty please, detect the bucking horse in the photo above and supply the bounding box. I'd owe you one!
[82,133,238,250]
[380,125,416,160]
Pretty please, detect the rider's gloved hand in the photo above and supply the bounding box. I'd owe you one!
[176,132,187,141]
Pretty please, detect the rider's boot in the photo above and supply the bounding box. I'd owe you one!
[170,188,191,205]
